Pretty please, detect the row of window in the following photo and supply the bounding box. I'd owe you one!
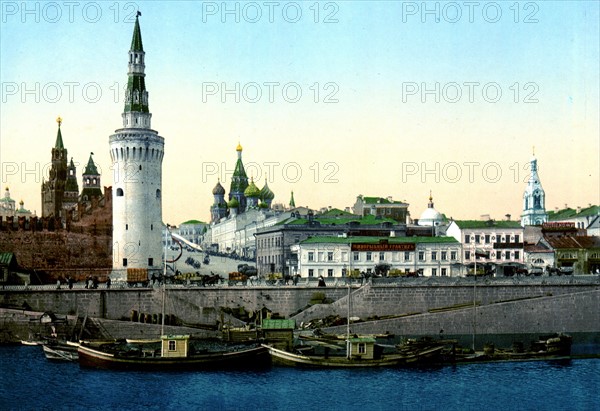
[115,188,161,199]
[258,236,282,249]
[110,146,162,162]
[465,234,520,244]
[258,254,283,265]
[465,250,520,260]
[307,250,459,263]
[122,257,153,267]
[125,223,154,231]
[305,267,450,277]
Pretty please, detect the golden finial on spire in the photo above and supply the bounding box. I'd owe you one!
[429,190,433,201]
[56,116,62,127]
[532,145,535,156]
[236,141,243,152]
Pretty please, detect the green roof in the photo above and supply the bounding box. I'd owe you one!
[320,208,353,216]
[285,214,398,226]
[124,75,149,113]
[260,180,275,200]
[55,125,64,149]
[244,179,261,198]
[262,319,295,329]
[65,175,79,192]
[80,187,102,199]
[300,236,459,245]
[362,196,407,205]
[548,205,599,220]
[180,220,206,225]
[452,220,522,229]
[0,252,16,266]
[130,15,144,52]
[83,153,99,175]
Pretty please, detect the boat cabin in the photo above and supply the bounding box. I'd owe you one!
[160,335,189,358]
[262,319,295,350]
[348,337,377,360]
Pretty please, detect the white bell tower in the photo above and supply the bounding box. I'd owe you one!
[521,149,548,226]
[109,13,165,280]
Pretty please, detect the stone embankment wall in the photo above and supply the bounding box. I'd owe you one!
[323,289,600,337]
[2,279,599,336]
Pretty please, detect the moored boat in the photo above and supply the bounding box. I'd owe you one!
[78,334,270,371]
[451,333,573,364]
[263,337,451,368]
[42,341,79,362]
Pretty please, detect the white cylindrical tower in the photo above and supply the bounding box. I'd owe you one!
[110,13,165,280]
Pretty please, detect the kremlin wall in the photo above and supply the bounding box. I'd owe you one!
[0,187,112,283]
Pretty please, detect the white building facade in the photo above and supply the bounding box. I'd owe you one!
[110,15,165,279]
[291,236,462,278]
[447,220,525,275]
[204,209,291,258]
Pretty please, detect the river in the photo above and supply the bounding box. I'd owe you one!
[0,345,598,411]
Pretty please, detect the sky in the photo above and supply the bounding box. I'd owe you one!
[1,1,599,226]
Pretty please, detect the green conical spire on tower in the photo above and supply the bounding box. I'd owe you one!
[124,11,149,114]
[289,191,296,208]
[55,116,64,149]
[84,152,99,175]
[230,143,248,194]
[130,12,144,52]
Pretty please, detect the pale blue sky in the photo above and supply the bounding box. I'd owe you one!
[1,1,598,223]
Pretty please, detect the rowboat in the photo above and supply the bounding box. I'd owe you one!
[42,341,79,361]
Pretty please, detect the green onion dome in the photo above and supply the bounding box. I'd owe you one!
[227,197,239,208]
[260,180,275,201]
[244,178,261,198]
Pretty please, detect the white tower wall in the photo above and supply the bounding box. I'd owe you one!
[110,15,165,281]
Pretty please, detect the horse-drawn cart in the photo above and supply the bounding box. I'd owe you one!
[127,268,149,287]
[228,271,248,286]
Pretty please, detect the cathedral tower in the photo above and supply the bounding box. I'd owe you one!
[41,117,68,219]
[109,13,164,279]
[210,180,227,223]
[229,143,248,214]
[63,158,80,210]
[521,152,548,226]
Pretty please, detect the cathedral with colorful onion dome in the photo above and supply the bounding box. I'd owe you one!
[210,143,277,224]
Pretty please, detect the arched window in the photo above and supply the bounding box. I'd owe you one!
[156,189,161,199]
[116,188,124,197]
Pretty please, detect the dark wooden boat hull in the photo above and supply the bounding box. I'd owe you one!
[78,344,270,371]
[263,344,445,368]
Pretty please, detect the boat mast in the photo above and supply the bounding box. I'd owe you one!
[346,244,352,359]
[472,244,477,351]
[161,224,169,336]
